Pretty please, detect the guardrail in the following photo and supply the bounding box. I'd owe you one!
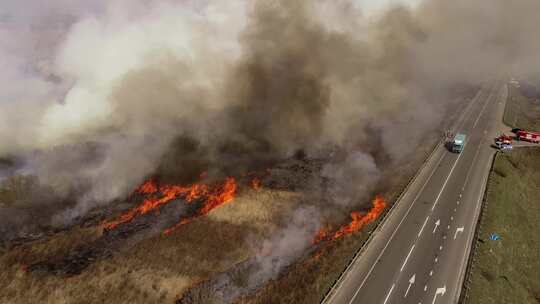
[458,153,498,303]
[320,88,483,304]
[320,136,444,303]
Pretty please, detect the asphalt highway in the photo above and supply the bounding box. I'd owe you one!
[324,81,509,304]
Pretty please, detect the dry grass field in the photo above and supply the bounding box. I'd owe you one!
[465,148,540,304]
[0,90,472,304]
[0,189,302,304]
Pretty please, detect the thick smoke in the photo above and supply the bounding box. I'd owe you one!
[1,0,540,284]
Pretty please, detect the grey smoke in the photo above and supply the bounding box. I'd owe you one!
[322,152,380,207]
[249,206,322,285]
[1,0,540,294]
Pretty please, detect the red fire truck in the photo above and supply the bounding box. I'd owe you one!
[495,134,513,144]
[516,130,540,143]
[494,134,513,151]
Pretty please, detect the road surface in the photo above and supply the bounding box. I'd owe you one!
[324,81,509,304]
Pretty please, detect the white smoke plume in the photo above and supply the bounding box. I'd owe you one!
[250,206,322,285]
[2,0,540,300]
[1,0,540,267]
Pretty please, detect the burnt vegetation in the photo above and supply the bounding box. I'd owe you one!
[2,0,540,303]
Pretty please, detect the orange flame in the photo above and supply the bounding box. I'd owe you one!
[199,177,237,215]
[135,179,158,195]
[313,226,331,244]
[103,177,236,231]
[163,177,237,235]
[251,177,262,190]
[314,195,387,243]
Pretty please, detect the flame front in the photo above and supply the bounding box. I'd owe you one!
[135,179,159,195]
[103,177,237,231]
[251,177,262,190]
[314,195,387,243]
[163,177,237,235]
[199,177,237,215]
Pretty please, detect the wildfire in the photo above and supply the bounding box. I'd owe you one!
[103,177,237,231]
[251,177,262,190]
[135,179,158,195]
[163,177,237,235]
[313,226,332,244]
[314,195,387,243]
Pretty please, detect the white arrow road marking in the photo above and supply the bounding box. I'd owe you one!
[454,227,465,240]
[400,245,415,272]
[432,219,440,234]
[404,274,416,298]
[432,286,446,304]
[383,284,395,304]
[345,152,447,304]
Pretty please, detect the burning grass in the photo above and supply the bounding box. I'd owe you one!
[0,136,442,304]
[237,131,447,304]
[465,148,540,304]
[314,195,387,243]
[0,183,303,304]
[0,118,457,304]
[103,176,239,231]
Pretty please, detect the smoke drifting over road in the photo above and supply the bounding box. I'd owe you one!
[1,0,540,273]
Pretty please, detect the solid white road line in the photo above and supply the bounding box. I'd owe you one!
[473,86,495,128]
[462,136,484,188]
[418,216,430,238]
[346,151,446,304]
[383,284,395,304]
[400,245,416,272]
[453,156,492,301]
[345,86,484,303]
[454,109,493,299]
[432,151,463,211]
[341,87,489,304]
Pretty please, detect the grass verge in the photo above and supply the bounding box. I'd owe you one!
[237,135,441,304]
[465,148,540,304]
[503,84,540,131]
